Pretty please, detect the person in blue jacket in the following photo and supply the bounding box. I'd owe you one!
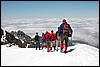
[57,19,73,53]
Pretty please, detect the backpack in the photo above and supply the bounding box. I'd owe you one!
[50,33,56,41]
[62,23,70,35]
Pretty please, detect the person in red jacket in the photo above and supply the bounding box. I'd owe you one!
[44,31,51,52]
[50,30,56,51]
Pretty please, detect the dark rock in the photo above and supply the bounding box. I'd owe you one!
[28,45,34,48]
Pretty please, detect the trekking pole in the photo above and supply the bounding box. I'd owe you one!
[70,35,72,46]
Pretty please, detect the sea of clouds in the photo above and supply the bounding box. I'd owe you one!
[1,17,99,48]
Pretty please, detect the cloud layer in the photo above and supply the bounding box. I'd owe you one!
[1,17,99,48]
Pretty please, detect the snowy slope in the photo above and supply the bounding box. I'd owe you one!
[1,44,99,66]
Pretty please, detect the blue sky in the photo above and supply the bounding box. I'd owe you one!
[1,1,99,19]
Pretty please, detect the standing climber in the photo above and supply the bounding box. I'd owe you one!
[57,19,73,53]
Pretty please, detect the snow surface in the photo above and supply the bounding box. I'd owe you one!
[1,44,99,66]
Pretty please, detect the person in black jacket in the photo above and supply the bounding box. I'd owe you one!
[34,32,40,50]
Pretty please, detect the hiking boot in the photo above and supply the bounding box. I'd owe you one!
[50,47,52,51]
[56,49,58,51]
[60,48,63,52]
[42,47,43,49]
[47,50,50,52]
[54,46,56,51]
[39,48,41,50]
[64,50,67,53]
[36,47,37,50]
[39,46,41,50]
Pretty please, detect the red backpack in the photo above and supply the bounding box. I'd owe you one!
[62,23,70,35]
[50,33,56,41]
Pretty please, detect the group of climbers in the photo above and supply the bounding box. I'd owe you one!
[34,19,73,53]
